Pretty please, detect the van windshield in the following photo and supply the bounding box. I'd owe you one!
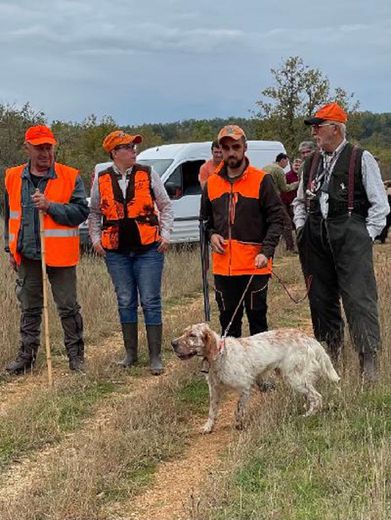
[137,159,173,177]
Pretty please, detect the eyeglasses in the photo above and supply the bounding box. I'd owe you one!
[114,144,137,151]
[312,123,336,130]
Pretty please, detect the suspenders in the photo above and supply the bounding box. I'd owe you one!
[305,146,358,216]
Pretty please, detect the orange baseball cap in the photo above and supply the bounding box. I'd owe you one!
[304,102,348,126]
[217,125,247,143]
[102,130,143,153]
[24,125,57,146]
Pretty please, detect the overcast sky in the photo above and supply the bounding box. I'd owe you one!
[1,0,390,125]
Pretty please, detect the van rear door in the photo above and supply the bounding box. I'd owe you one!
[138,158,205,243]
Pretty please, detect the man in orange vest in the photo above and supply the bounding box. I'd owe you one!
[200,125,284,338]
[198,140,223,189]
[4,125,89,374]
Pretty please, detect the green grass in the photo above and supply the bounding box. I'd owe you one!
[99,463,156,504]
[176,374,210,415]
[0,379,116,468]
[207,386,391,520]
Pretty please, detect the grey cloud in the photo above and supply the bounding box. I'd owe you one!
[1,0,390,124]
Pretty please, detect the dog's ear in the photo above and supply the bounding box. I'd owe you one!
[203,327,218,362]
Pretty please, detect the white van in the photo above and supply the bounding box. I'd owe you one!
[92,140,286,244]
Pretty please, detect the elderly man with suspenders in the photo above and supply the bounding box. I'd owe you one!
[293,103,389,382]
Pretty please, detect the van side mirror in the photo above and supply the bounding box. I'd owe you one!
[165,182,182,200]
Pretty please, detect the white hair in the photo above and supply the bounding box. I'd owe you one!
[334,122,346,138]
[298,140,316,152]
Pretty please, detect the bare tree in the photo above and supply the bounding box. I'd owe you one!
[254,56,359,154]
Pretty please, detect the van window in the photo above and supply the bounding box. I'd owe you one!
[137,159,173,177]
[164,160,204,199]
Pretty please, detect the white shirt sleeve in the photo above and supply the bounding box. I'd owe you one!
[151,169,174,241]
[362,151,390,239]
[292,175,307,229]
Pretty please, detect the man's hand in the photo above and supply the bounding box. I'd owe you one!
[31,191,50,212]
[210,233,226,254]
[157,237,170,253]
[255,254,268,269]
[93,241,106,256]
[8,253,17,271]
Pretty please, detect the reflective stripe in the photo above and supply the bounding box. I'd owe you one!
[44,229,79,238]
[9,211,20,219]
[9,233,15,241]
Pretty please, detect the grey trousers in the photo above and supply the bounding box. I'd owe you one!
[16,257,84,360]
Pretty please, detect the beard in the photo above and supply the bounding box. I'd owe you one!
[225,156,244,169]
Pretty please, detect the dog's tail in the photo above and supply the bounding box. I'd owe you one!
[311,340,340,383]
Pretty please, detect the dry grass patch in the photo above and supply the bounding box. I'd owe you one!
[0,362,206,520]
[0,241,203,368]
[185,245,391,520]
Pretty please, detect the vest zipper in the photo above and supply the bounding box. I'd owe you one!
[123,173,128,219]
[228,184,235,276]
[34,178,43,254]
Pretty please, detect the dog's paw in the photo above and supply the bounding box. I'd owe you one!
[201,420,214,434]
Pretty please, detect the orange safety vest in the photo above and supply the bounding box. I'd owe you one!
[5,163,80,267]
[98,164,160,250]
[207,165,273,276]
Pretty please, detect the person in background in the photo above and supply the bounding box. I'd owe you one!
[298,140,317,161]
[281,157,302,246]
[263,153,299,252]
[200,124,284,338]
[198,140,223,189]
[4,125,89,375]
[88,130,174,375]
[293,102,389,383]
[263,153,299,195]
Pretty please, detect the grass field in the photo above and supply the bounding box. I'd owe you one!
[0,232,390,519]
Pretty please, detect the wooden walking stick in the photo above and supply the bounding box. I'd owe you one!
[38,206,53,388]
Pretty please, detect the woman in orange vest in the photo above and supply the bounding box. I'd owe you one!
[4,125,89,375]
[88,131,173,375]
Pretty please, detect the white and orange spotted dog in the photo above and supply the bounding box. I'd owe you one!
[171,323,340,433]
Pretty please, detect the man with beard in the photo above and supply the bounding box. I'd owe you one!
[200,125,284,338]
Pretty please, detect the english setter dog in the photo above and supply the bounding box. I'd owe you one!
[171,323,340,433]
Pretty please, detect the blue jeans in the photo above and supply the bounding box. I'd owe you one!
[105,244,164,326]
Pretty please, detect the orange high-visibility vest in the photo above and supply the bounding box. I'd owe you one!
[5,163,80,267]
[206,165,273,276]
[98,164,160,250]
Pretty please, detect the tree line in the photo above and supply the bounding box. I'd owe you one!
[1,56,390,207]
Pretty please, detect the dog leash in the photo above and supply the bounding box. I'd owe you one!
[220,269,311,342]
[202,270,311,372]
[272,270,313,304]
[220,274,269,348]
[207,264,312,359]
